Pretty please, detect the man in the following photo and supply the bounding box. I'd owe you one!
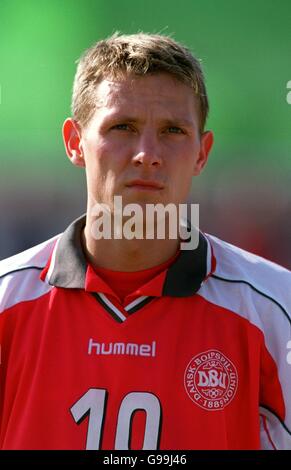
[0,33,290,450]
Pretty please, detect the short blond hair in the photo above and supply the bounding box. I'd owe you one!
[72,32,209,133]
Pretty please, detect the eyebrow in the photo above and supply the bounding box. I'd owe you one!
[105,114,194,128]
[160,118,194,128]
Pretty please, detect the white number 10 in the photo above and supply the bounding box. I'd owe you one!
[70,388,161,450]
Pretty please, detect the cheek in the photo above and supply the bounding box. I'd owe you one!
[85,142,129,188]
[168,156,195,198]
[87,136,130,164]
[169,139,198,164]
[83,139,108,171]
[168,147,196,178]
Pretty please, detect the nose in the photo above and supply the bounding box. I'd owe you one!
[132,131,162,167]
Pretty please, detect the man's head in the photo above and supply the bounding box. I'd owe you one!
[63,33,213,218]
[72,32,209,134]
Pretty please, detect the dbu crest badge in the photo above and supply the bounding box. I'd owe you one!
[184,349,238,411]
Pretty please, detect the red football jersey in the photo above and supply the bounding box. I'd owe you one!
[0,214,290,449]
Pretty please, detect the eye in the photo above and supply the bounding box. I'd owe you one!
[111,123,131,131]
[166,126,184,134]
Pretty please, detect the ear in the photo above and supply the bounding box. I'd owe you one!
[193,130,214,176]
[62,118,86,167]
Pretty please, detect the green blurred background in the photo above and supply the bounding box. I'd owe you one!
[1,0,290,266]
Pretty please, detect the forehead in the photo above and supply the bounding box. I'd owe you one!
[93,73,199,121]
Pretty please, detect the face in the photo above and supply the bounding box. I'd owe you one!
[63,73,213,212]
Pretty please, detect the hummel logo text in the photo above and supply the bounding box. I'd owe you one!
[88,338,156,357]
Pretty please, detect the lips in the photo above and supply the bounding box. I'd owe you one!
[126,179,164,190]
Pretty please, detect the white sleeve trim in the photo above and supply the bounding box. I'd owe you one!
[260,406,291,450]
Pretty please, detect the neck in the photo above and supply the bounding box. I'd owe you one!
[82,212,180,272]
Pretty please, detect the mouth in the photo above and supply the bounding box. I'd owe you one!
[125,180,164,191]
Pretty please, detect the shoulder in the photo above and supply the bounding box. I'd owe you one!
[0,235,60,314]
[206,233,291,316]
[0,234,60,278]
[203,235,291,445]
